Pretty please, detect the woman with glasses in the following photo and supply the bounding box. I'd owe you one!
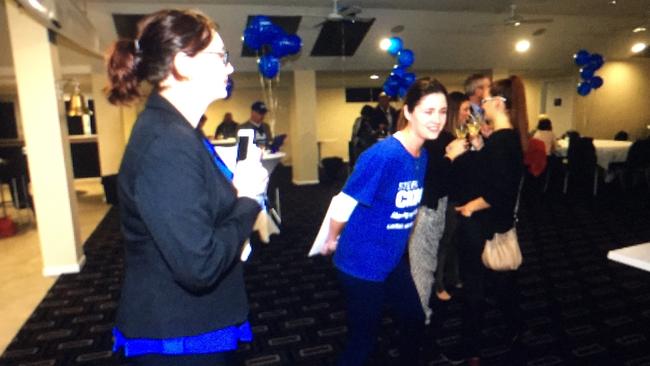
[452,76,527,366]
[106,9,268,366]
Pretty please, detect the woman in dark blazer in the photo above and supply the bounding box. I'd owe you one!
[105,9,268,366]
[454,76,527,366]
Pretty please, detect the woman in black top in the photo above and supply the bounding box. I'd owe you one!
[453,76,526,366]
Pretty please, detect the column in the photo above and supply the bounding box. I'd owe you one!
[91,73,125,176]
[6,0,83,276]
[290,70,319,185]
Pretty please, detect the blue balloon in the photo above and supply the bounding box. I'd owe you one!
[261,24,284,45]
[390,65,407,78]
[402,72,416,87]
[577,81,591,96]
[589,53,604,70]
[580,66,595,80]
[590,76,604,89]
[387,37,403,56]
[225,77,234,99]
[249,16,273,33]
[243,27,264,51]
[397,49,415,67]
[258,55,280,79]
[271,33,302,58]
[574,49,590,66]
[383,74,401,97]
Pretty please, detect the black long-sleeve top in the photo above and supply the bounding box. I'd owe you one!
[420,130,454,209]
[478,129,524,238]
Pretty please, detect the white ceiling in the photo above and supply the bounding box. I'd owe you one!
[2,0,650,87]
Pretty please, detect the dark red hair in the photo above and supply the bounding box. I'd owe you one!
[105,9,216,105]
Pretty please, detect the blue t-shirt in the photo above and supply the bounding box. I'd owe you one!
[333,136,428,282]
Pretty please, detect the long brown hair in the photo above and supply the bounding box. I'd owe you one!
[490,75,529,151]
[105,9,216,105]
[446,91,469,134]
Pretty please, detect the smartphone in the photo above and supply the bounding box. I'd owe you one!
[237,129,255,162]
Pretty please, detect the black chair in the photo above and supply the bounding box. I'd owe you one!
[564,137,600,196]
[614,130,629,141]
[614,139,650,191]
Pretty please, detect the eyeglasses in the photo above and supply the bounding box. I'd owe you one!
[480,96,506,105]
[201,50,230,66]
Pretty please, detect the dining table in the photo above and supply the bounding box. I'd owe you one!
[556,138,633,170]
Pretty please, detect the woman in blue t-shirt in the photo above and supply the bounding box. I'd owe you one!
[321,78,467,365]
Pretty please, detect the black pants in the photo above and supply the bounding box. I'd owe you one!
[435,202,461,293]
[129,351,234,366]
[336,257,425,366]
[458,216,521,358]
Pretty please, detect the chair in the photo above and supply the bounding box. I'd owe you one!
[614,130,629,141]
[614,139,650,191]
[564,137,600,196]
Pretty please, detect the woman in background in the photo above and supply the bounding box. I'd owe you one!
[106,9,268,366]
[454,76,527,366]
[321,78,466,365]
[532,117,557,156]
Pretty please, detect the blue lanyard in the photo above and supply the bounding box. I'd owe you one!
[201,137,233,181]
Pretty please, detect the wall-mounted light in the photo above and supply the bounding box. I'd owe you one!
[369,74,379,80]
[58,79,92,117]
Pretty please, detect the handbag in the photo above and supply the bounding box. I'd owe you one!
[481,177,524,271]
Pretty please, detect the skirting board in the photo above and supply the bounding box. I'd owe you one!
[42,255,86,277]
[293,179,320,186]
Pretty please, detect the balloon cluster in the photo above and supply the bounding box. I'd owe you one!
[573,49,604,96]
[382,37,416,98]
[243,16,302,79]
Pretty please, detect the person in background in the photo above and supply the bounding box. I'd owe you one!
[350,105,378,167]
[239,101,273,147]
[106,9,268,366]
[408,91,467,323]
[453,76,527,366]
[463,74,491,121]
[371,91,399,135]
[532,117,557,156]
[321,78,466,366]
[215,112,238,139]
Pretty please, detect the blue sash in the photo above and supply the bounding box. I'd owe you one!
[201,137,233,181]
[113,322,252,357]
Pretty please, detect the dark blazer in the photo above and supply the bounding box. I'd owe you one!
[116,93,260,339]
[371,105,399,134]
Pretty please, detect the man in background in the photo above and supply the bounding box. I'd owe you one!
[239,101,273,147]
[371,92,399,135]
[214,112,238,139]
[464,74,491,121]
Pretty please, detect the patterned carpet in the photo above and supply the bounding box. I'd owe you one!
[1,166,650,366]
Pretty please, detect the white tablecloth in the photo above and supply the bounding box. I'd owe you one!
[556,139,632,169]
[608,242,650,272]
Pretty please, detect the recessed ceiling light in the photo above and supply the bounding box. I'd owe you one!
[631,42,647,53]
[379,38,391,51]
[633,27,647,33]
[609,0,617,4]
[370,74,379,80]
[515,39,531,53]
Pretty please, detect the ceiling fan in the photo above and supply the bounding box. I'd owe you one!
[311,0,371,28]
[502,4,553,27]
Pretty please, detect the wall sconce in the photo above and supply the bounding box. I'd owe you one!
[66,82,92,117]
[57,79,92,117]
